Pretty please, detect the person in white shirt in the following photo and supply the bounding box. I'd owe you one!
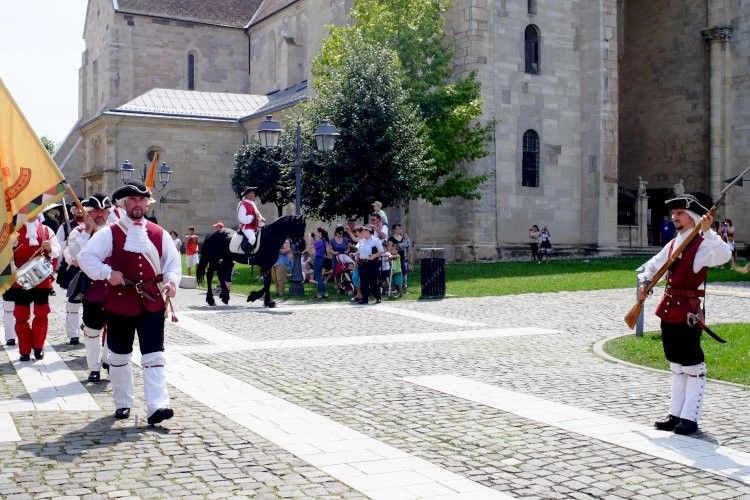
[637,194,731,436]
[352,225,384,305]
[78,180,181,425]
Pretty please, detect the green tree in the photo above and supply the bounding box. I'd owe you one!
[314,0,494,204]
[303,36,431,221]
[231,138,295,217]
[40,136,56,155]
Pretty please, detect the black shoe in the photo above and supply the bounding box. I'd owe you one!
[102,362,109,372]
[114,408,130,419]
[147,407,174,425]
[5,339,15,346]
[350,297,361,303]
[33,348,44,360]
[674,419,699,435]
[69,337,80,345]
[654,414,681,431]
[19,353,30,361]
[87,371,100,382]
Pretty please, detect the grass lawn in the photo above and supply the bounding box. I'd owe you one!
[185,255,750,300]
[602,324,750,386]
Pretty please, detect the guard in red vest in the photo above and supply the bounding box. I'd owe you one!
[78,180,181,425]
[237,186,265,252]
[12,218,61,361]
[637,194,732,436]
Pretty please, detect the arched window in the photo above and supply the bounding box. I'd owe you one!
[525,25,540,74]
[522,130,540,187]
[187,53,195,90]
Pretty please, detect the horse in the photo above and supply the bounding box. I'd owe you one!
[196,215,306,307]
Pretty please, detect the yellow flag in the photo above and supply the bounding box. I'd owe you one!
[0,78,67,293]
[144,148,158,190]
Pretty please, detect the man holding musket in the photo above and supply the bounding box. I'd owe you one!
[637,193,731,435]
[78,180,181,425]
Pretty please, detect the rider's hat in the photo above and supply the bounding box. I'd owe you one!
[241,186,257,197]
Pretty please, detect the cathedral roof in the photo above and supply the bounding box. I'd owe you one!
[115,0,264,28]
[107,84,308,122]
[111,88,270,121]
[249,0,298,26]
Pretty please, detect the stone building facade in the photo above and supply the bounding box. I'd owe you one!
[54,0,748,259]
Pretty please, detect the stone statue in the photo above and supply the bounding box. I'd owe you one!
[673,178,685,196]
[637,176,648,198]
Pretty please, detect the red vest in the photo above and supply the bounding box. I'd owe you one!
[103,221,165,316]
[239,200,258,231]
[13,224,56,289]
[655,235,707,324]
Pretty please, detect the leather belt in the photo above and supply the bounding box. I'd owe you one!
[122,274,164,302]
[665,287,704,298]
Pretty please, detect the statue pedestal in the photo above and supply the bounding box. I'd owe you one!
[180,276,197,289]
[637,196,649,246]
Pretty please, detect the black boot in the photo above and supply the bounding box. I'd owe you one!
[654,414,681,431]
[674,419,699,435]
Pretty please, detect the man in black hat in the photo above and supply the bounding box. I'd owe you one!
[637,193,731,435]
[65,193,113,382]
[237,186,265,252]
[77,180,181,425]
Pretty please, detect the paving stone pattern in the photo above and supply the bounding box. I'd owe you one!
[0,281,749,499]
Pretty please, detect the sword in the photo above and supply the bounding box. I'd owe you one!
[686,312,727,343]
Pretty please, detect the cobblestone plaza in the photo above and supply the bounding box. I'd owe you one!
[1,283,749,499]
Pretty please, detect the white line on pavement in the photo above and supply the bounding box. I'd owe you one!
[183,303,486,327]
[170,315,558,354]
[1,342,100,442]
[405,374,750,486]
[165,353,514,500]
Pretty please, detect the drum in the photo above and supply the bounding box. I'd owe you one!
[15,256,54,290]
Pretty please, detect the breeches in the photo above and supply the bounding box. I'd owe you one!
[661,320,704,366]
[105,309,165,355]
[82,300,105,330]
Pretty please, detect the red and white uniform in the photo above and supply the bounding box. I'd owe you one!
[237,199,264,246]
[12,221,61,357]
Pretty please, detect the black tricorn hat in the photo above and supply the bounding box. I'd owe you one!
[241,186,257,197]
[112,180,154,202]
[665,193,709,216]
[84,192,113,211]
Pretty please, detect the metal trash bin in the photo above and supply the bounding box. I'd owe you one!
[420,248,445,298]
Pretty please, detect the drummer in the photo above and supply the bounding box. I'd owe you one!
[12,216,61,361]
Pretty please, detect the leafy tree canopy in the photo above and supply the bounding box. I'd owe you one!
[40,136,56,155]
[302,36,432,221]
[231,138,296,217]
[314,0,494,204]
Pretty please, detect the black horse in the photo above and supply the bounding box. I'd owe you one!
[196,215,306,307]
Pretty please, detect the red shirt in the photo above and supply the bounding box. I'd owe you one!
[185,234,199,255]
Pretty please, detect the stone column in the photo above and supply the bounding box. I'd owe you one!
[701,25,732,202]
[637,194,649,247]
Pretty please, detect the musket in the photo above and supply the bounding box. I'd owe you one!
[624,165,750,329]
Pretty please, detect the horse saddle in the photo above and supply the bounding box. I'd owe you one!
[230,230,262,255]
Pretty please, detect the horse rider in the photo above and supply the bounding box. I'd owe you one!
[237,186,265,253]
[64,193,113,382]
[77,180,181,425]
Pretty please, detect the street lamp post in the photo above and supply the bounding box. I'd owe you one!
[256,115,339,296]
[119,160,173,191]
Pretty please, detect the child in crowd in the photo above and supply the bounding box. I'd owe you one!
[302,250,314,283]
[387,240,403,297]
